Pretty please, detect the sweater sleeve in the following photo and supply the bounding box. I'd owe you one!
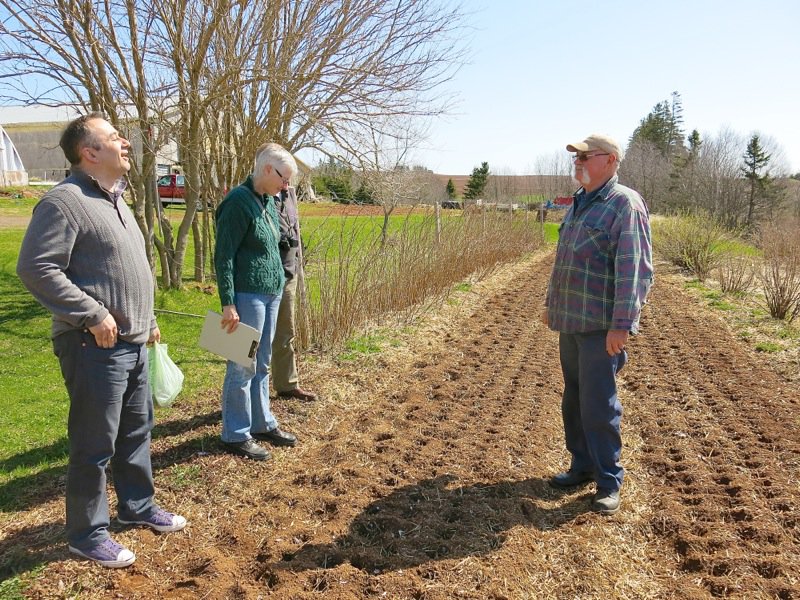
[16,200,109,328]
[214,195,251,307]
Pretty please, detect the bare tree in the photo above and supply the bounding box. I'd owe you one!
[0,0,167,273]
[692,128,748,227]
[349,121,427,245]
[0,0,468,287]
[619,138,672,212]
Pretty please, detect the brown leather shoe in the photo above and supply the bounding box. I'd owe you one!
[277,388,318,402]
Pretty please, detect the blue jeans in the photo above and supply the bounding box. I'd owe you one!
[558,331,626,492]
[53,329,156,549]
[221,292,282,442]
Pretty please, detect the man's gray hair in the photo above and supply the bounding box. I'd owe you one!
[254,142,298,179]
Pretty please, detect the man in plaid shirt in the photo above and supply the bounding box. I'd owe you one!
[541,133,653,515]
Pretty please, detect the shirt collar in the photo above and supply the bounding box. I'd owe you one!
[70,167,128,202]
[576,175,618,204]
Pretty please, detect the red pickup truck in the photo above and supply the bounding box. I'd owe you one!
[157,174,185,205]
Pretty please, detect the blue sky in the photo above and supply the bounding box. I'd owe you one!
[406,0,800,175]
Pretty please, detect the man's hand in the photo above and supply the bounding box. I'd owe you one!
[540,308,549,327]
[606,329,629,356]
[148,326,161,344]
[221,304,240,333]
[89,314,118,348]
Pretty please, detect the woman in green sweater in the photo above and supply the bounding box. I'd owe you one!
[214,143,299,460]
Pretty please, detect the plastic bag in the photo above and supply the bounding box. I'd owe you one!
[148,341,184,407]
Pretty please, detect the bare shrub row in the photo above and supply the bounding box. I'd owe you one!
[654,213,800,321]
[297,209,543,349]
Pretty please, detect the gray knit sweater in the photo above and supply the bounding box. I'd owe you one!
[17,169,156,344]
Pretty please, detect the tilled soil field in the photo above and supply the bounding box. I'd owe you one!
[4,251,799,599]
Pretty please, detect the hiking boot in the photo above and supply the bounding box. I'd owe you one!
[118,507,187,532]
[69,538,136,568]
[592,489,621,515]
[549,470,594,488]
[222,438,271,460]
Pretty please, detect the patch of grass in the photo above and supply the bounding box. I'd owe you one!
[454,282,472,293]
[338,334,386,361]
[543,222,559,244]
[685,279,706,290]
[166,464,203,490]
[754,341,781,353]
[703,291,736,311]
[776,327,799,340]
[0,574,25,600]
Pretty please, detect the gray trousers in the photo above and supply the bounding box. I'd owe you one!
[271,275,300,393]
[53,329,156,549]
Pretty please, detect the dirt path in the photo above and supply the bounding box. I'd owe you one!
[8,251,800,599]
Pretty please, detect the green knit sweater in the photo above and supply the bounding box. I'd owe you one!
[215,176,285,306]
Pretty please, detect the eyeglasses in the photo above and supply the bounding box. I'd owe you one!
[274,166,290,184]
[573,152,610,162]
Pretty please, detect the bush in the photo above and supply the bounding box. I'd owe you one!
[652,213,736,281]
[758,219,800,321]
[716,256,756,295]
[297,209,543,350]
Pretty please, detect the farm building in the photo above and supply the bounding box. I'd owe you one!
[0,105,179,182]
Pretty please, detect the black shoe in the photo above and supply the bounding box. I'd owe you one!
[252,428,297,447]
[222,438,270,460]
[549,470,594,488]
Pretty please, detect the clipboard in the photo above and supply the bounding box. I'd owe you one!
[198,310,260,368]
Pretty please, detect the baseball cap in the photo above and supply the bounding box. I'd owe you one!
[566,134,624,161]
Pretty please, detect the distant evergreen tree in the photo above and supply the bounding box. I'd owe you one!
[630,91,685,156]
[463,162,489,200]
[687,129,702,156]
[446,178,456,199]
[312,157,354,202]
[354,182,375,204]
[741,134,773,228]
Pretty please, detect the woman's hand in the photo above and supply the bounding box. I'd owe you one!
[221,305,240,333]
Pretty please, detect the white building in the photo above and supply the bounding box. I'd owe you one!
[0,124,27,186]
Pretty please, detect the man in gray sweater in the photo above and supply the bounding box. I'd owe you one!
[17,113,186,568]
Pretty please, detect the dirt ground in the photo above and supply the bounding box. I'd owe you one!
[3,250,799,599]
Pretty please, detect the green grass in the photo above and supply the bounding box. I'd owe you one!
[338,333,387,361]
[702,290,736,311]
[0,195,38,216]
[754,341,781,353]
[0,569,33,600]
[164,464,203,491]
[542,222,559,244]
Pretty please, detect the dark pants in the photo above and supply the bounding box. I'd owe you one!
[53,329,156,549]
[559,331,626,492]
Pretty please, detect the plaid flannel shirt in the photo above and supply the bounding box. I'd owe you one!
[545,175,653,334]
